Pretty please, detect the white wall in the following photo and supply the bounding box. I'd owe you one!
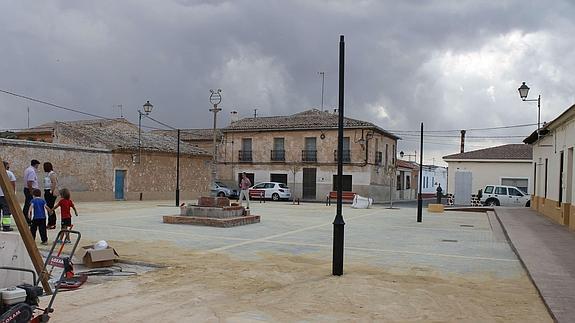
[446,161,532,195]
[532,114,575,203]
[421,166,447,194]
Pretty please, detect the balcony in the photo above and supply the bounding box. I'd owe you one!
[302,150,317,162]
[270,149,285,161]
[334,150,351,163]
[238,150,252,162]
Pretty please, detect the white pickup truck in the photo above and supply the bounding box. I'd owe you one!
[480,185,530,207]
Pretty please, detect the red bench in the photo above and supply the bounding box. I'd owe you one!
[326,191,356,206]
[249,189,266,203]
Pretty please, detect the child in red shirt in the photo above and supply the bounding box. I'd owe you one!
[51,188,78,243]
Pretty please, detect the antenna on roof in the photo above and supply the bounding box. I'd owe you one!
[114,104,123,118]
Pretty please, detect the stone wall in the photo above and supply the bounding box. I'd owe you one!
[0,138,212,202]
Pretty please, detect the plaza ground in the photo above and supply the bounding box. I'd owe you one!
[32,200,551,322]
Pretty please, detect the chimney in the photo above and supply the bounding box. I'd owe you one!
[460,130,466,153]
[230,110,239,124]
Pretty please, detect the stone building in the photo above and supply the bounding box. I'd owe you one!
[1,119,211,201]
[152,128,222,152]
[217,109,400,202]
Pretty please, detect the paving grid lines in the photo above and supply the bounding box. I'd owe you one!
[61,201,525,277]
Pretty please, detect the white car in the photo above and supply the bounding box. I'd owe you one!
[249,182,291,201]
[480,185,530,207]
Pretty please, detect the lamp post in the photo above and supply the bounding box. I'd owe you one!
[318,71,325,110]
[518,82,541,139]
[399,151,417,162]
[209,89,222,196]
[138,100,153,163]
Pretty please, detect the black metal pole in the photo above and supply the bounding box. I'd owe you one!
[333,35,345,276]
[417,122,423,222]
[138,111,142,163]
[176,129,181,206]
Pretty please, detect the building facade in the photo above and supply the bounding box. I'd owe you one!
[2,119,212,202]
[443,144,532,205]
[217,109,400,202]
[524,104,575,228]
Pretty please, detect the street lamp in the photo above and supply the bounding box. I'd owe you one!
[209,89,222,196]
[517,82,541,138]
[138,100,153,163]
[399,151,417,162]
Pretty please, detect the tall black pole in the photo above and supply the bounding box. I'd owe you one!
[176,129,181,206]
[333,35,346,276]
[417,122,424,222]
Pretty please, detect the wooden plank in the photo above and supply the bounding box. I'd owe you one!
[0,157,51,294]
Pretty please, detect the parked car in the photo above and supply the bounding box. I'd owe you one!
[213,182,238,198]
[249,182,291,201]
[480,185,530,207]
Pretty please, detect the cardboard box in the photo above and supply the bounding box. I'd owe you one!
[75,245,119,268]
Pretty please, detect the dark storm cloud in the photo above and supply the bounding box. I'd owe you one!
[1,0,574,163]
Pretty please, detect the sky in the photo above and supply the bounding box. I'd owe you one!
[1,0,574,166]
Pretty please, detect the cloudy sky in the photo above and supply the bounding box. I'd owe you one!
[1,0,574,165]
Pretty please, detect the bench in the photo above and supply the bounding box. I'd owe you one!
[326,191,356,206]
[248,189,266,203]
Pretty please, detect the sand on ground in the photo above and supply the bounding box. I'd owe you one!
[42,240,552,323]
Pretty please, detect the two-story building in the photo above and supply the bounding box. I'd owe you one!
[217,109,400,202]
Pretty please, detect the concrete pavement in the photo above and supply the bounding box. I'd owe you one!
[495,207,575,322]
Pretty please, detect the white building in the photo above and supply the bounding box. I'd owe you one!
[524,104,575,229]
[443,144,532,205]
[421,165,447,196]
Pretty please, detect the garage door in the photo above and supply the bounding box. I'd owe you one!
[501,178,529,194]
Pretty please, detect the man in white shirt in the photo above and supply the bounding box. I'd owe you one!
[1,161,17,231]
[22,159,40,220]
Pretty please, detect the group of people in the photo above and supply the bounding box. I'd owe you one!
[0,159,78,245]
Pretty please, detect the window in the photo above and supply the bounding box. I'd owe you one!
[559,151,564,204]
[406,175,411,189]
[270,173,288,184]
[264,183,275,189]
[271,138,285,161]
[501,178,529,194]
[484,186,494,194]
[397,174,401,190]
[508,188,523,197]
[385,144,389,168]
[240,138,252,162]
[332,175,353,191]
[495,187,508,195]
[544,158,548,198]
[392,144,396,165]
[303,137,317,162]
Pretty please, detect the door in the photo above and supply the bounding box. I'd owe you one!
[454,171,472,205]
[270,173,288,184]
[114,170,126,200]
[494,186,509,206]
[508,187,525,207]
[303,168,317,199]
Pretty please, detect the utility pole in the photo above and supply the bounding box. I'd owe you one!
[460,130,466,153]
[318,71,325,110]
[417,122,424,223]
[27,106,30,128]
[253,108,258,118]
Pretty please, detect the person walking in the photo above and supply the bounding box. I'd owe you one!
[1,161,17,231]
[238,172,251,210]
[43,162,58,229]
[28,188,49,245]
[23,159,40,221]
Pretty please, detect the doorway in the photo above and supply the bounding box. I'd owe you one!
[302,168,317,199]
[114,170,126,200]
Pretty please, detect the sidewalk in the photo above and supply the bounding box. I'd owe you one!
[495,207,575,323]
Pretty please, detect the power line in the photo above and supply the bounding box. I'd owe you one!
[389,123,537,133]
[0,88,167,131]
